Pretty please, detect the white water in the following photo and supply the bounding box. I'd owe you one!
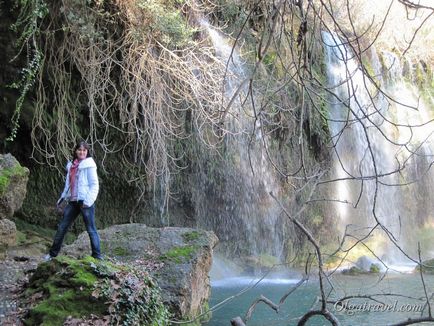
[211,276,301,288]
[323,31,434,265]
[198,19,288,261]
[194,21,434,270]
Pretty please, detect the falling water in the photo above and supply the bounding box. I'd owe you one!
[196,19,289,262]
[323,31,434,265]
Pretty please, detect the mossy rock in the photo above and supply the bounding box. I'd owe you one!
[0,155,29,196]
[415,259,434,274]
[0,153,29,219]
[182,230,200,242]
[63,224,218,323]
[22,256,169,326]
[369,263,380,273]
[23,256,106,325]
[342,266,365,275]
[342,264,381,275]
[159,245,196,263]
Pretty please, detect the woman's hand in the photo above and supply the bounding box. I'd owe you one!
[56,197,64,206]
[56,198,65,215]
[78,200,88,208]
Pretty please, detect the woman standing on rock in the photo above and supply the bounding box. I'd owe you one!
[44,141,102,261]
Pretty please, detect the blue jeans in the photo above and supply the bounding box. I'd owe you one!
[49,202,101,259]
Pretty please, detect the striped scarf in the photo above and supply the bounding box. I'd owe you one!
[69,159,81,198]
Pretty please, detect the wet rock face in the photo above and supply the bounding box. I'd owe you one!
[64,224,219,324]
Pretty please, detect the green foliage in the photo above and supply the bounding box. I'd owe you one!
[262,52,276,66]
[342,264,381,275]
[159,245,196,263]
[361,56,379,84]
[369,263,380,273]
[216,0,241,25]
[342,266,363,275]
[136,0,195,47]
[11,0,48,47]
[93,259,170,326]
[7,0,47,141]
[211,0,253,40]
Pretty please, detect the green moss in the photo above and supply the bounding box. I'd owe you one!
[361,56,378,84]
[24,256,169,325]
[182,230,200,242]
[0,164,28,195]
[370,264,380,273]
[24,257,106,325]
[159,245,196,263]
[28,289,104,326]
[0,176,8,195]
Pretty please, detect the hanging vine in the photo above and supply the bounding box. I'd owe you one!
[7,0,48,141]
[13,0,228,203]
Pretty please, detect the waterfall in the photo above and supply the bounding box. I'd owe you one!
[323,31,434,264]
[195,19,289,263]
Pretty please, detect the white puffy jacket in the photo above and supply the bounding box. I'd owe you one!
[60,157,99,207]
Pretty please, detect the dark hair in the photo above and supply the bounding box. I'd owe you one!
[72,140,92,160]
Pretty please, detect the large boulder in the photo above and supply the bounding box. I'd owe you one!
[0,153,29,219]
[64,224,218,324]
[0,153,29,256]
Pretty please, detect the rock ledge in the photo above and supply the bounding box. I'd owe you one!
[64,223,218,323]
